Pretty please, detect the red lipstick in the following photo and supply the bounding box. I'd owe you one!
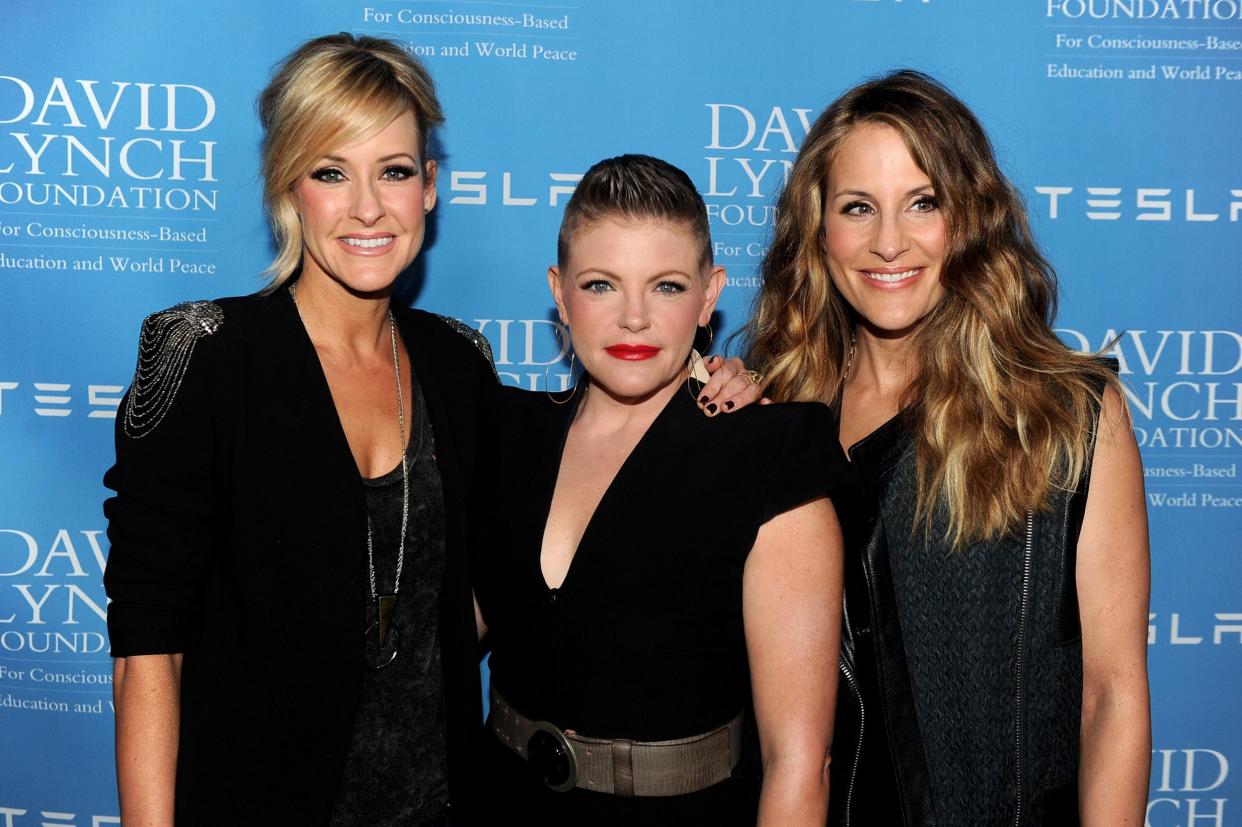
[605,344,661,361]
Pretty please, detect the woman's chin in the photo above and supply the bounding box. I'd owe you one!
[586,369,683,406]
[301,256,413,299]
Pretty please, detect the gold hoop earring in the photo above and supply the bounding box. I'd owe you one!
[545,327,578,406]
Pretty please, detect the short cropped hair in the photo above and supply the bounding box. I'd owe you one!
[257,33,444,286]
[557,154,712,272]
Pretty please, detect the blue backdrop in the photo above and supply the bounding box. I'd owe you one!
[2,2,1239,823]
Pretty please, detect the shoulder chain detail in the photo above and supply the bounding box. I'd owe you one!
[434,314,498,376]
[123,301,224,439]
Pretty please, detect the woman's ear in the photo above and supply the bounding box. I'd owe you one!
[699,265,727,326]
[547,266,569,327]
[422,159,438,213]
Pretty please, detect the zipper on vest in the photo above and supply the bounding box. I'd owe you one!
[839,652,864,827]
[838,591,863,827]
[1013,511,1034,826]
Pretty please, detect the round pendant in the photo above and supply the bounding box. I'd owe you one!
[364,620,400,670]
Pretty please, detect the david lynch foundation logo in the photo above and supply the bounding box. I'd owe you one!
[0,75,219,212]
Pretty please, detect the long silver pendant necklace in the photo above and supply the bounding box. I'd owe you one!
[368,307,409,669]
[290,284,410,670]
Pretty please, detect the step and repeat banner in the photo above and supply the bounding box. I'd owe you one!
[2,1,1239,823]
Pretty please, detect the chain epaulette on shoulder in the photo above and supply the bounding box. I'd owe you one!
[434,314,497,376]
[123,301,224,439]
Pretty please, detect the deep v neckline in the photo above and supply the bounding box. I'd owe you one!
[286,287,431,483]
[536,385,684,593]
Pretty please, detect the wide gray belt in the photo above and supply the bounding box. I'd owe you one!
[489,688,744,797]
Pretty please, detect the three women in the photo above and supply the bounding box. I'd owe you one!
[104,29,1151,827]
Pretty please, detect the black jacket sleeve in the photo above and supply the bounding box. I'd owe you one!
[103,303,227,657]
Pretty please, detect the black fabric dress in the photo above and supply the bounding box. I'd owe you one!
[473,384,853,826]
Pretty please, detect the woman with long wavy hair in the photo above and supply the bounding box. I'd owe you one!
[747,70,1150,826]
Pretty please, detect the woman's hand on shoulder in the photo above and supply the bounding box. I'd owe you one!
[698,355,769,416]
[1077,384,1151,825]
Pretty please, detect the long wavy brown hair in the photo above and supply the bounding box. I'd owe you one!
[747,70,1115,547]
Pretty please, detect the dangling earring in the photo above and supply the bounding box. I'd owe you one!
[545,325,578,406]
[843,331,857,380]
[684,322,714,397]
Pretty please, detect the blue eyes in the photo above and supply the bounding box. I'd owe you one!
[581,280,687,295]
[309,167,344,184]
[308,164,418,184]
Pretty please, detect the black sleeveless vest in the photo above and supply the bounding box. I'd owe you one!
[833,405,1097,827]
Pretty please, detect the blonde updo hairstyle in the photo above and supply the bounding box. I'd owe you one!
[257,33,444,287]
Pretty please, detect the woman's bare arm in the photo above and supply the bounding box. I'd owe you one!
[114,653,183,826]
[744,497,843,827]
[1076,385,1152,825]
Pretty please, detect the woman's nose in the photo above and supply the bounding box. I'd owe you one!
[870,213,910,262]
[621,294,651,332]
[349,178,385,225]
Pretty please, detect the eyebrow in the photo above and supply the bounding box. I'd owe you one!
[833,184,934,200]
[575,268,693,281]
[320,152,419,164]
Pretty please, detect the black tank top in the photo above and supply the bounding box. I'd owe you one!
[331,379,450,826]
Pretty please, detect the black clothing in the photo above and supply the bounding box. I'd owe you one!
[473,385,852,825]
[828,411,935,827]
[103,288,495,825]
[837,401,1101,827]
[331,383,450,826]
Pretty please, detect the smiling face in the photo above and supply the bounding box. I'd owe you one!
[291,111,436,296]
[549,216,725,405]
[823,122,947,340]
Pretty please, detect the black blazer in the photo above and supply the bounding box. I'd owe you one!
[104,288,495,824]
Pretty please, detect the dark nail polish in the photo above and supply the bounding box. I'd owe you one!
[725,400,735,411]
[699,395,710,404]
[706,403,718,414]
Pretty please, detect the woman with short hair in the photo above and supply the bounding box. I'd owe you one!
[474,154,849,825]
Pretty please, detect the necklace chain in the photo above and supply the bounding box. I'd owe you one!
[843,331,857,383]
[369,310,409,601]
[288,283,409,601]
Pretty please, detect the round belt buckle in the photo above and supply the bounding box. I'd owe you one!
[527,721,577,792]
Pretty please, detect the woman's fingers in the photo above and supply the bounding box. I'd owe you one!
[699,355,769,415]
